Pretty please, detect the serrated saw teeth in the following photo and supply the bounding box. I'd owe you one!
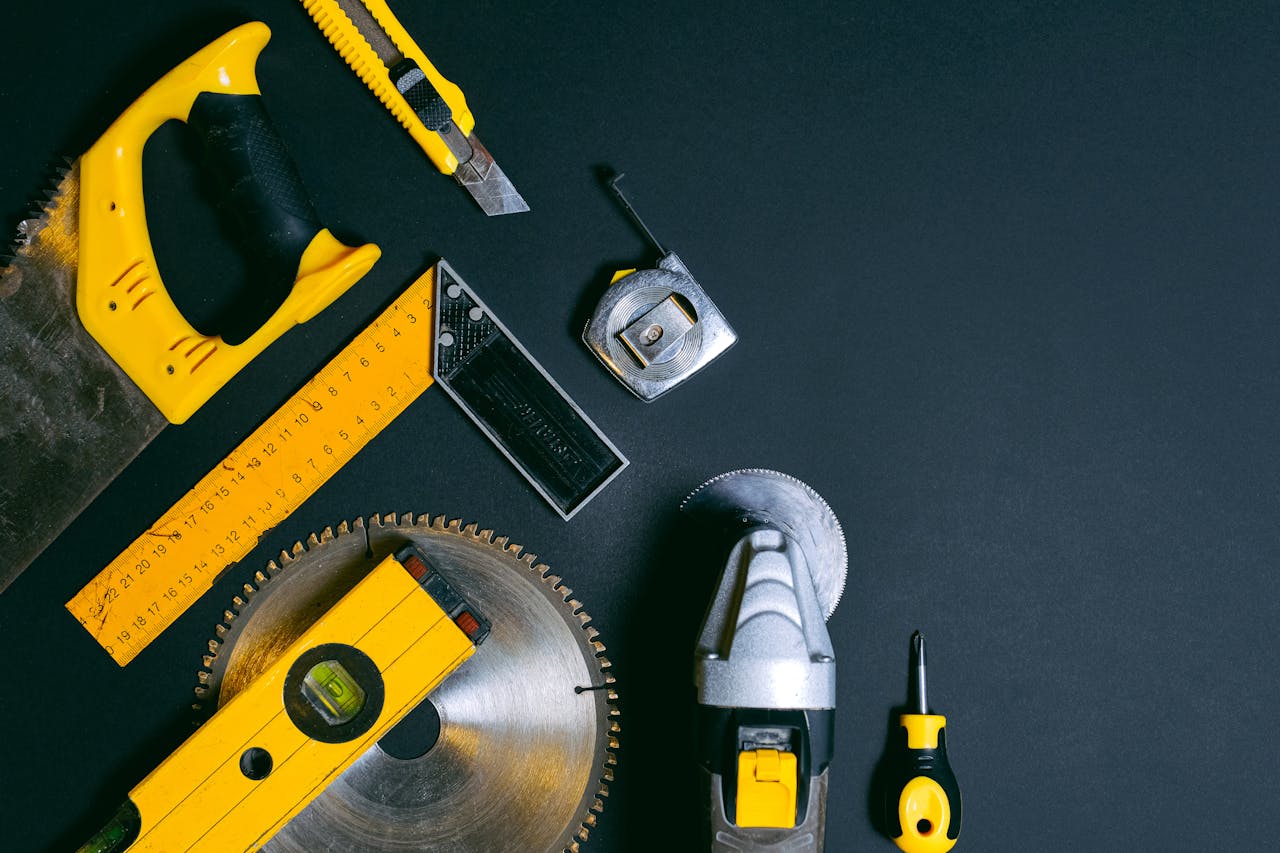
[196,513,618,851]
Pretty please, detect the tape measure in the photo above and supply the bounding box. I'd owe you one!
[66,271,436,666]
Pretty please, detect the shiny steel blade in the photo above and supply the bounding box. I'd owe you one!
[0,165,166,592]
[199,514,617,852]
[451,131,529,215]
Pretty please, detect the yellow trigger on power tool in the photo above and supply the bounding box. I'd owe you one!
[76,545,490,853]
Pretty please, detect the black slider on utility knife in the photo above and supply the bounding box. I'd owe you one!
[583,173,737,401]
[432,260,627,519]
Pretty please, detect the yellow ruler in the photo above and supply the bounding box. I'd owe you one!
[66,270,436,666]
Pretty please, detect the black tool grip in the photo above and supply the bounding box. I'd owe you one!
[882,726,963,842]
[390,59,452,131]
[186,91,323,279]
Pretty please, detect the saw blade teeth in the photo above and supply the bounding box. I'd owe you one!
[198,512,621,850]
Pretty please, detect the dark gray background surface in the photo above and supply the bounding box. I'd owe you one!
[1,2,1278,851]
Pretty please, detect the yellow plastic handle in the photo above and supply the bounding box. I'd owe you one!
[76,22,380,423]
[299,0,474,173]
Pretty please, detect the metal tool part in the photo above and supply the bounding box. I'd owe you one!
[583,174,736,401]
[683,469,847,852]
[0,24,377,593]
[433,260,628,519]
[301,0,529,215]
[197,514,619,852]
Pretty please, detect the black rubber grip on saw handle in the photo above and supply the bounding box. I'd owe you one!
[186,91,323,279]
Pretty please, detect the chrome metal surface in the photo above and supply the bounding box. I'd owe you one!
[583,252,737,402]
[197,514,618,852]
[682,469,847,620]
[693,526,837,709]
[451,130,530,215]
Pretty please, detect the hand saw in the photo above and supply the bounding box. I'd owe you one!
[76,543,489,852]
[299,0,529,215]
[0,22,381,592]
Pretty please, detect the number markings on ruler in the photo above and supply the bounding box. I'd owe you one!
[65,277,435,666]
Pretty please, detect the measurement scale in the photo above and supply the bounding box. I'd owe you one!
[76,545,489,852]
[66,271,435,666]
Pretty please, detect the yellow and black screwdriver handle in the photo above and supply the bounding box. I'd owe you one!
[884,712,963,853]
[76,21,380,424]
[77,544,489,853]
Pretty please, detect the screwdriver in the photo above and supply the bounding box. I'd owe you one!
[884,631,963,853]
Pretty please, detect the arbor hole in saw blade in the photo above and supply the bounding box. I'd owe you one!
[377,697,442,760]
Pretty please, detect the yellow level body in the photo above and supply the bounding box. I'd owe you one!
[119,551,475,851]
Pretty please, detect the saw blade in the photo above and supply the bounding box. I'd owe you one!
[682,468,848,619]
[195,513,618,852]
[0,165,166,590]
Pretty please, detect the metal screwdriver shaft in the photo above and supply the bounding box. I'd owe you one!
[909,630,929,715]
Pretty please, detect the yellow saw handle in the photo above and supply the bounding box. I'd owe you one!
[77,21,380,424]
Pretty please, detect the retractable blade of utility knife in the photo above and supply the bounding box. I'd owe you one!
[300,0,529,215]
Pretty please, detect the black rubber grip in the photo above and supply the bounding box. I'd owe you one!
[389,59,452,131]
[186,92,323,280]
[882,726,963,840]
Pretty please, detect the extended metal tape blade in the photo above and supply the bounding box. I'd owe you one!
[197,514,618,852]
[682,468,848,619]
[0,165,165,591]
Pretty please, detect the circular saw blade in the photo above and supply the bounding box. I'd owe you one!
[681,468,848,619]
[195,513,618,853]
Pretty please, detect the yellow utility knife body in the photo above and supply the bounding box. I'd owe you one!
[77,545,490,853]
[301,0,529,214]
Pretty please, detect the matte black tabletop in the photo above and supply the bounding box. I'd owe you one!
[2,2,1277,851]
